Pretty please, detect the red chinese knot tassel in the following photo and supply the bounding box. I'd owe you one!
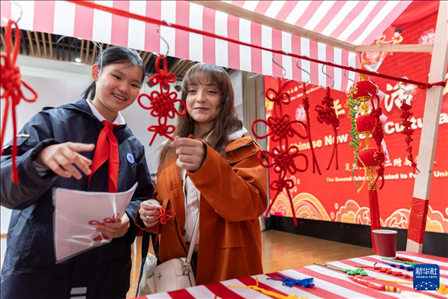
[315,86,339,170]
[1,20,38,183]
[251,78,309,226]
[137,55,186,146]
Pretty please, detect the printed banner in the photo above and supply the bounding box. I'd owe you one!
[265,4,448,233]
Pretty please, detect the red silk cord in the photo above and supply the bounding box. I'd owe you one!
[1,20,38,183]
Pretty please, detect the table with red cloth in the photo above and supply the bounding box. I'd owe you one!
[136,251,447,299]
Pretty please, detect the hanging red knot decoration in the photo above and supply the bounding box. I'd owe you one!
[365,263,413,279]
[302,82,321,175]
[315,86,339,170]
[138,54,186,146]
[347,73,385,253]
[252,78,308,226]
[399,99,419,173]
[1,20,38,183]
[370,101,386,190]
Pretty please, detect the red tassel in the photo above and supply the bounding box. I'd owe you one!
[315,87,339,170]
[302,82,321,175]
[252,78,308,226]
[1,20,38,183]
[369,189,381,252]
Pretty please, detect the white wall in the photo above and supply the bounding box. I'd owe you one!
[230,71,244,121]
[1,56,245,234]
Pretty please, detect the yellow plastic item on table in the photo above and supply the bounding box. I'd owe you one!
[228,277,308,299]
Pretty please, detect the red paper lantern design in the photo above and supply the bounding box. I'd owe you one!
[251,78,309,226]
[350,76,378,102]
[356,114,376,135]
[137,55,186,145]
[357,148,379,168]
[347,74,385,253]
[1,20,38,183]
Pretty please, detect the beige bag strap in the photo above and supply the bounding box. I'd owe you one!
[183,216,199,275]
[186,216,199,264]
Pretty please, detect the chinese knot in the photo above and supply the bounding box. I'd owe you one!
[315,86,339,170]
[302,82,321,175]
[252,78,308,226]
[1,20,38,183]
[346,74,385,253]
[399,98,419,173]
[137,54,186,146]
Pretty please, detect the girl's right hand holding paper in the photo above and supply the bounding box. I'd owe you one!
[139,199,162,228]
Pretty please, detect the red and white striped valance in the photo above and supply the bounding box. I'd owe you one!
[0,1,411,91]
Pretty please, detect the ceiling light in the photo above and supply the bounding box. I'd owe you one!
[75,57,81,63]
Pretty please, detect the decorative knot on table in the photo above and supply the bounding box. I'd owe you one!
[267,274,315,288]
[366,263,413,278]
[227,277,304,299]
[393,257,420,267]
[437,283,448,295]
[314,263,367,276]
[382,260,414,271]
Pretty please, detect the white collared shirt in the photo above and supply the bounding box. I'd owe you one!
[86,99,126,125]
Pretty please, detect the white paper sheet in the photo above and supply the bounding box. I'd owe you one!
[53,183,138,263]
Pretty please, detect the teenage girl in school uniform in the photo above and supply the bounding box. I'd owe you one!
[0,46,153,299]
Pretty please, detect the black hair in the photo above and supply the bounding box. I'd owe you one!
[82,46,146,100]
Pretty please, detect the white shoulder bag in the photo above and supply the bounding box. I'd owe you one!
[138,217,199,295]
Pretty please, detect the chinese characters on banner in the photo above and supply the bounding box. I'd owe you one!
[265,3,447,233]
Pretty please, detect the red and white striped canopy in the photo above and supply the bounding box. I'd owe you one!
[0,1,411,91]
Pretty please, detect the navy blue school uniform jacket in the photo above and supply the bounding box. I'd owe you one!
[0,99,154,299]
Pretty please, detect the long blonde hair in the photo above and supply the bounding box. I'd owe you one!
[159,63,243,169]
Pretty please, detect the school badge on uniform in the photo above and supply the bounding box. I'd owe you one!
[126,153,135,164]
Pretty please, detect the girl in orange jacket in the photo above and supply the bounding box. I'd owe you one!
[136,63,268,285]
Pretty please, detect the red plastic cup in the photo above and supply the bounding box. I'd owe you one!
[373,229,397,258]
